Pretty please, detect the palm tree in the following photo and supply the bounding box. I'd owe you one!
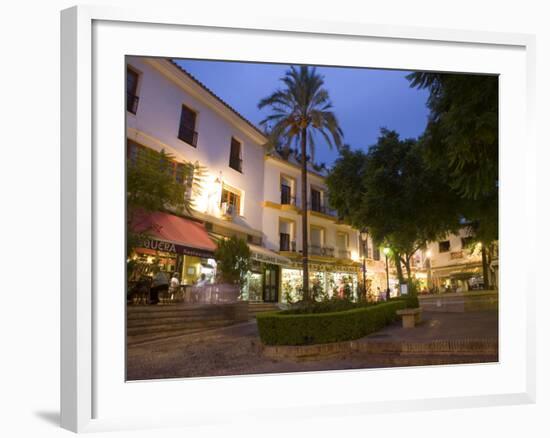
[258,66,343,301]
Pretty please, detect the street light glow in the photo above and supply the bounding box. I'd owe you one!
[383,247,390,255]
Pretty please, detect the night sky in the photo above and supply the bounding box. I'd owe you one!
[174,59,430,168]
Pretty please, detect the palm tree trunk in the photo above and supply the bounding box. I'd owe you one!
[481,244,490,290]
[301,128,310,301]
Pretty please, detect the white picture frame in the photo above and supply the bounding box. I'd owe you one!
[60,5,537,433]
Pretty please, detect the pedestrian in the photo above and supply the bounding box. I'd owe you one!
[377,286,385,302]
[195,273,208,287]
[151,271,169,304]
[169,272,180,301]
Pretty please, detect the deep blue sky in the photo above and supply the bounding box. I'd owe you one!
[175,59,430,167]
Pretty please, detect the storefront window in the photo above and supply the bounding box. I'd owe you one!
[243,272,263,301]
[281,268,359,303]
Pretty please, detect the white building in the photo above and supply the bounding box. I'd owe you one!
[416,228,498,292]
[126,56,402,302]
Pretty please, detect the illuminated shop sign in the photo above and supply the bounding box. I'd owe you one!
[141,238,214,258]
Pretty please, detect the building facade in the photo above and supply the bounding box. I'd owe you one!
[127,56,496,304]
[417,229,499,292]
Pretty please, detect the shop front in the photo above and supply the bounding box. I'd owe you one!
[242,245,291,303]
[128,211,218,300]
[431,264,482,292]
[280,261,360,303]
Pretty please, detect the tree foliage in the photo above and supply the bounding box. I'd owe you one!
[407,72,498,242]
[214,235,251,290]
[327,129,462,280]
[126,147,203,256]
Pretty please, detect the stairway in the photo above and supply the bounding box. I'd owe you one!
[248,302,281,318]
[127,302,248,347]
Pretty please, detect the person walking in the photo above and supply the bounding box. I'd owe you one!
[169,272,180,302]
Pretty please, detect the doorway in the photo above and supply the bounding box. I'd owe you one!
[263,266,279,302]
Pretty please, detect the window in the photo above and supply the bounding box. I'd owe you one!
[279,233,290,251]
[439,241,451,253]
[461,236,473,249]
[178,104,198,147]
[373,246,381,261]
[279,220,293,251]
[281,183,292,205]
[126,67,140,114]
[229,137,242,172]
[336,232,348,249]
[221,187,241,215]
[310,227,323,246]
[311,188,322,212]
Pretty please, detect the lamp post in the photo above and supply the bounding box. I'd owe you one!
[360,228,369,301]
[383,247,390,300]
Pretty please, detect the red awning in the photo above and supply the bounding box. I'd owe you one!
[131,211,217,257]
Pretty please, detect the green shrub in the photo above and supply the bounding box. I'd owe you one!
[256,300,407,346]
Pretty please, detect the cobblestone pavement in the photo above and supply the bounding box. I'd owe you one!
[126,310,498,380]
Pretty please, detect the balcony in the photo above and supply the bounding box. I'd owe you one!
[279,233,297,252]
[337,249,351,260]
[307,202,337,217]
[127,92,139,114]
[178,124,198,147]
[280,185,297,207]
[308,244,334,257]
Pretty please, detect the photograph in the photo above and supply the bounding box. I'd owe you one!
[125,56,499,381]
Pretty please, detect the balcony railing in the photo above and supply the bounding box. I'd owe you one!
[337,249,351,259]
[178,125,199,147]
[127,92,139,114]
[280,185,297,206]
[307,202,337,217]
[308,244,334,257]
[279,233,290,252]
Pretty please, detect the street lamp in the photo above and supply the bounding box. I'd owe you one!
[360,228,369,301]
[383,247,390,300]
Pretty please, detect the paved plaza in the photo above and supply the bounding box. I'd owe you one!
[126,310,498,380]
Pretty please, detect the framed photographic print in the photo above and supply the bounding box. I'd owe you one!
[61,4,536,433]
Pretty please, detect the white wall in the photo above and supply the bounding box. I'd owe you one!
[126,57,266,233]
[426,228,482,269]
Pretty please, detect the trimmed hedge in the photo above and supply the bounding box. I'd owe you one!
[256,300,407,346]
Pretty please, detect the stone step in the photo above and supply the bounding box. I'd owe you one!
[127,328,213,347]
[127,303,248,321]
[248,303,280,318]
[127,320,232,336]
[127,315,233,328]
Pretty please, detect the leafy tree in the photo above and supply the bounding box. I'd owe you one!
[407,72,498,287]
[326,129,462,282]
[258,66,343,300]
[214,235,251,291]
[407,72,498,201]
[126,147,202,257]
